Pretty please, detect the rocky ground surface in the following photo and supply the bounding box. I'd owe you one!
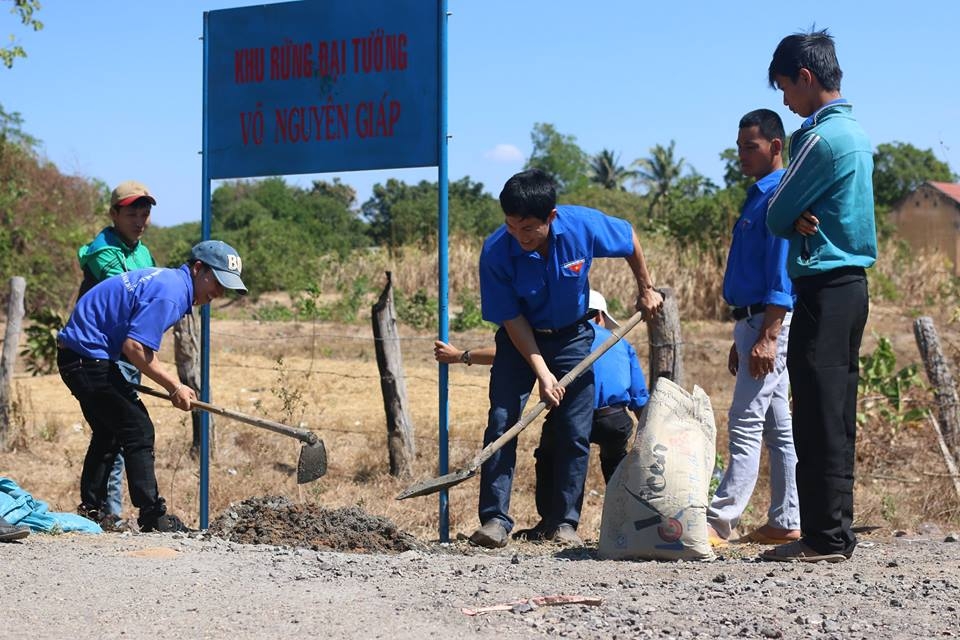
[2,498,958,639]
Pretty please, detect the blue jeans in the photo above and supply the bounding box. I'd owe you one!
[708,312,799,538]
[478,322,594,532]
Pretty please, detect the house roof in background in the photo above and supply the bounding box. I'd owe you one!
[929,181,960,204]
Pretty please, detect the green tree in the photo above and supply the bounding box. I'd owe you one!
[872,141,955,208]
[562,184,648,226]
[0,103,104,314]
[525,122,589,194]
[660,185,741,257]
[720,148,752,192]
[632,140,686,219]
[207,177,368,295]
[311,178,356,209]
[589,148,637,191]
[362,177,500,249]
[2,0,42,69]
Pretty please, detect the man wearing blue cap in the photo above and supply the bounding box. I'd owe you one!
[57,240,247,533]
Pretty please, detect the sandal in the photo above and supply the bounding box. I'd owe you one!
[760,539,848,563]
[737,526,801,545]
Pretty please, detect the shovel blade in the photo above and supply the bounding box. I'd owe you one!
[296,440,328,484]
[396,467,478,500]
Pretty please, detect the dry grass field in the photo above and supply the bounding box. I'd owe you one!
[2,290,958,540]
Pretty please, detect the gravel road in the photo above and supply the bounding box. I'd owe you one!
[2,524,958,639]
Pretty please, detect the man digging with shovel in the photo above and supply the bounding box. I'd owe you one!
[57,240,247,533]
[436,290,650,544]
[470,169,662,548]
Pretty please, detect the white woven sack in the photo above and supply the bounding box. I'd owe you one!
[598,376,716,561]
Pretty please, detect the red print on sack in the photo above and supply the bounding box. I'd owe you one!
[563,258,585,274]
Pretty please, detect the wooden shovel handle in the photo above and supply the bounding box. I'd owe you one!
[467,310,645,471]
[133,383,320,446]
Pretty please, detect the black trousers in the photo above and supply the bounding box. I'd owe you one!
[787,267,868,556]
[57,348,166,519]
[535,406,634,523]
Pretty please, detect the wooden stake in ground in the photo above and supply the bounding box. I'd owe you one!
[648,287,684,388]
[174,313,210,456]
[0,276,26,451]
[372,272,416,478]
[913,316,960,465]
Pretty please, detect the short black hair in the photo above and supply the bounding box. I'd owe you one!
[739,109,785,143]
[498,169,557,221]
[768,29,843,92]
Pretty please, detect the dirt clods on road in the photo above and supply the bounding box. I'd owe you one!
[209,495,421,552]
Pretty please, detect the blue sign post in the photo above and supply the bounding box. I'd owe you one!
[201,0,449,539]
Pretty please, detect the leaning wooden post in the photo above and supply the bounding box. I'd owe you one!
[913,317,960,463]
[0,276,26,451]
[372,272,416,478]
[174,313,209,457]
[648,287,684,389]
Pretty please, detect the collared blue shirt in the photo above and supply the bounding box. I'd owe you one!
[591,324,649,411]
[479,205,633,329]
[722,169,794,310]
[58,265,194,360]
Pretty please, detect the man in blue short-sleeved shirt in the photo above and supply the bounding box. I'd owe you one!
[707,109,801,549]
[58,240,247,533]
[470,168,662,549]
[434,290,649,542]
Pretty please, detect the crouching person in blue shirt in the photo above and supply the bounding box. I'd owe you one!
[57,240,248,533]
[471,168,662,549]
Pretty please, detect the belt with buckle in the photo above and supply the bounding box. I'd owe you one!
[533,309,598,335]
[731,303,766,321]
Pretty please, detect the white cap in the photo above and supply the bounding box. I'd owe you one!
[588,289,620,328]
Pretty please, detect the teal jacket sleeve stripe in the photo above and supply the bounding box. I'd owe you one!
[766,132,828,237]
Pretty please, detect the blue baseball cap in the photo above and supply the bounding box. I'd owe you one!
[190,240,248,295]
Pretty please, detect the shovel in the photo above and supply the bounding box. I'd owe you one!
[397,309,646,500]
[133,383,327,484]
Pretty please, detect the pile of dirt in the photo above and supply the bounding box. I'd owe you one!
[208,495,422,553]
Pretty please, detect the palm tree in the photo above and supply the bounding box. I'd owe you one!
[589,149,637,190]
[632,140,685,219]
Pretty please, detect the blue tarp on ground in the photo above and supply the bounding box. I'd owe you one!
[0,477,101,534]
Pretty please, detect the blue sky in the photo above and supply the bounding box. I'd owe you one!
[5,0,958,227]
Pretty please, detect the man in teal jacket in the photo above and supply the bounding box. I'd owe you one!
[762,29,877,563]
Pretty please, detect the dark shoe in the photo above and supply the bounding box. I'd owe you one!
[550,524,583,546]
[0,518,30,542]
[77,503,129,532]
[99,514,131,533]
[139,513,192,533]
[469,519,508,548]
[760,539,848,563]
[512,520,549,541]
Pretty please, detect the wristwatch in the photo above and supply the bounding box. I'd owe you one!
[460,349,472,366]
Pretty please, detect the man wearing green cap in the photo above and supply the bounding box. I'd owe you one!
[58,240,248,533]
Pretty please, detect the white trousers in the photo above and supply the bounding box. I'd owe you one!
[707,311,800,538]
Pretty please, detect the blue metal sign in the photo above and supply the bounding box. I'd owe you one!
[206,0,439,179]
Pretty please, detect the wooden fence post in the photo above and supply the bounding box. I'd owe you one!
[174,313,209,457]
[372,272,416,478]
[0,276,26,451]
[913,316,960,465]
[647,287,684,389]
